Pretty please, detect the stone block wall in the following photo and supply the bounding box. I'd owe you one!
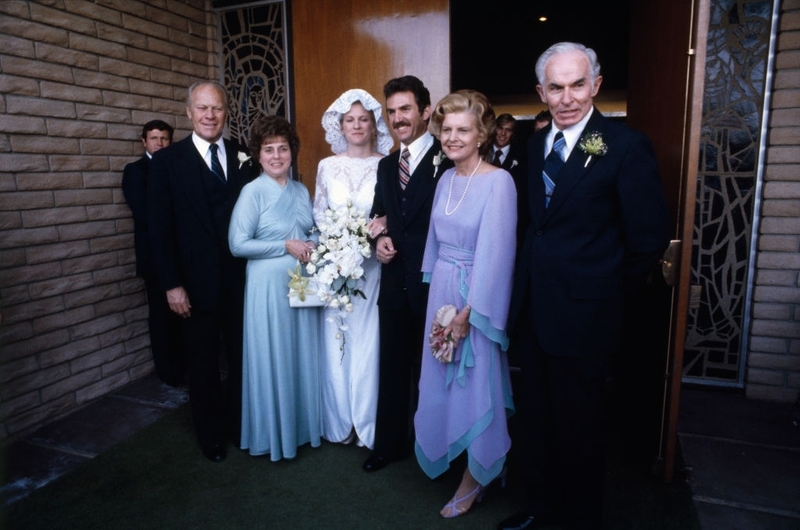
[747,0,800,402]
[0,0,217,439]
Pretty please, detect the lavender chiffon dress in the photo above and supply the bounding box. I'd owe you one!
[414,167,517,486]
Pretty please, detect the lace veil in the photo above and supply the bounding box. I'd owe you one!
[321,88,393,156]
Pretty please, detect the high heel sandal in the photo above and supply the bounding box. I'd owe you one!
[439,467,509,519]
[440,484,484,518]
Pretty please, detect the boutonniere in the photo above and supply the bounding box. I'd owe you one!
[432,150,447,178]
[578,131,607,167]
[237,151,251,169]
[510,159,519,169]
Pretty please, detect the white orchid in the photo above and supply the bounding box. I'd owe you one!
[237,151,251,169]
[305,201,372,359]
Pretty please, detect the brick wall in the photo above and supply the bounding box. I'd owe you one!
[747,0,800,402]
[0,0,218,439]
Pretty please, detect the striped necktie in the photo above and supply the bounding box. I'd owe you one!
[398,147,410,190]
[542,131,566,207]
[209,143,226,183]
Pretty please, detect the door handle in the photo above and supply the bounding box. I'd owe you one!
[659,240,681,287]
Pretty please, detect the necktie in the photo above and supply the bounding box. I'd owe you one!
[542,131,566,207]
[209,143,226,183]
[492,149,503,166]
[398,147,411,190]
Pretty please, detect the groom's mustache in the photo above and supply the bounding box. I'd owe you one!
[393,121,411,129]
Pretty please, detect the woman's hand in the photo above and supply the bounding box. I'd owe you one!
[286,239,316,263]
[445,305,471,349]
[367,215,388,239]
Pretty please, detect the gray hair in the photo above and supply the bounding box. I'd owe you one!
[186,81,229,108]
[535,42,601,86]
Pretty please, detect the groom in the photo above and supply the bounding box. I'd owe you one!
[364,75,452,472]
[498,43,670,529]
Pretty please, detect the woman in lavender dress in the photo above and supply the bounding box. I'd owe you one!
[413,90,516,518]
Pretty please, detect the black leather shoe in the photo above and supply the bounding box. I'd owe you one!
[362,454,391,472]
[496,512,539,530]
[203,443,227,463]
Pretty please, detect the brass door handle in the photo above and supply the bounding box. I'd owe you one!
[659,240,681,287]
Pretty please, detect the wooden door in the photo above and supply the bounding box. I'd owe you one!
[289,0,449,196]
[626,0,710,481]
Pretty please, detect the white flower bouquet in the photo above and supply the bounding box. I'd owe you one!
[306,202,372,355]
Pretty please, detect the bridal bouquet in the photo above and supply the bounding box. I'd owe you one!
[306,202,372,354]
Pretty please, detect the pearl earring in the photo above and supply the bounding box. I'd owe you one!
[477,142,481,147]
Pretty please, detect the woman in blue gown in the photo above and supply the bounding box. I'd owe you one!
[228,115,322,460]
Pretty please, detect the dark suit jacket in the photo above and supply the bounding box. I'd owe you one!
[370,138,452,313]
[147,136,251,311]
[122,155,155,277]
[493,142,526,181]
[492,142,529,242]
[511,109,670,357]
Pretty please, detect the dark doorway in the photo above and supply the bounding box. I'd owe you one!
[450,1,631,97]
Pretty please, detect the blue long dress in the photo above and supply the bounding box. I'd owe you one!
[228,174,322,460]
[414,167,516,485]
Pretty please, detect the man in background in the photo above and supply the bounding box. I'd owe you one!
[488,113,526,182]
[122,120,185,387]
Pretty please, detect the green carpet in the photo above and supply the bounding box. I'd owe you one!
[4,405,699,530]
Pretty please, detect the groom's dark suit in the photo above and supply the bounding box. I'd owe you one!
[510,108,670,527]
[369,137,451,460]
[147,135,250,455]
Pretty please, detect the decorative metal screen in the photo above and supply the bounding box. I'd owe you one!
[683,0,774,385]
[218,1,288,147]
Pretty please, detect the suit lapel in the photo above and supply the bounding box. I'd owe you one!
[538,110,607,223]
[402,140,445,224]
[223,139,247,187]
[527,132,548,225]
[382,149,403,220]
[173,138,217,237]
[502,144,519,170]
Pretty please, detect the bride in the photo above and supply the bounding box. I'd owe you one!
[313,89,393,448]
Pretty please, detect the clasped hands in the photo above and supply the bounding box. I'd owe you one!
[367,215,396,264]
[286,239,316,264]
[367,215,387,239]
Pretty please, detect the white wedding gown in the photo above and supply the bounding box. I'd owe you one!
[313,155,382,448]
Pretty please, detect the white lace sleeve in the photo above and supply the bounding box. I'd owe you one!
[313,159,329,227]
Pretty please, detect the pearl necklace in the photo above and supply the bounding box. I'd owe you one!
[445,159,481,216]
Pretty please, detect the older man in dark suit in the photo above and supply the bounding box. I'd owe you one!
[122,120,186,387]
[362,76,453,472]
[498,43,671,530]
[147,81,251,462]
